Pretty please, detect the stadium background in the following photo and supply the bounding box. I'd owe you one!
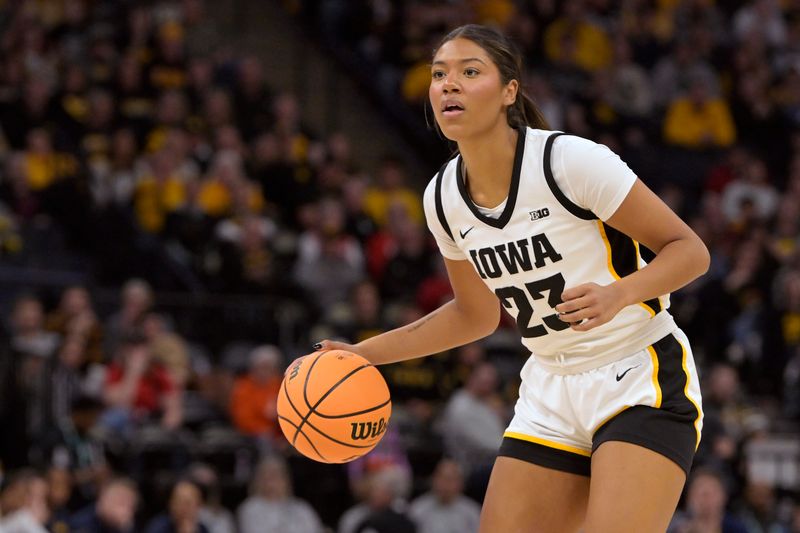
[0,0,799,531]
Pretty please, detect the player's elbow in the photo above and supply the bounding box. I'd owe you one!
[694,236,711,278]
[470,301,501,339]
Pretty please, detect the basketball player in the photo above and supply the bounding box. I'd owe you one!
[314,24,708,532]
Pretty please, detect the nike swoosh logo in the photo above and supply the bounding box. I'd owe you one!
[615,364,641,382]
[459,227,474,239]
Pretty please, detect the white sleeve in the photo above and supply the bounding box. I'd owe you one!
[423,178,467,260]
[552,135,638,221]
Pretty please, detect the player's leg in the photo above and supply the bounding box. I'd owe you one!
[584,441,685,532]
[480,447,590,533]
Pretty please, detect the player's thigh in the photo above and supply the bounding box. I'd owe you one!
[480,456,590,533]
[585,441,686,533]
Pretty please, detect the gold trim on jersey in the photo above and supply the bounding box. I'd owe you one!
[647,345,663,408]
[504,431,591,457]
[675,337,703,449]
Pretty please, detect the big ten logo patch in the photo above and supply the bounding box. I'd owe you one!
[530,207,550,220]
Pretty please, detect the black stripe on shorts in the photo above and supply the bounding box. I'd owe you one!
[593,334,701,475]
[499,436,591,477]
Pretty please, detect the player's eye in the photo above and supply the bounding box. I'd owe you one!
[464,68,479,77]
[431,70,445,80]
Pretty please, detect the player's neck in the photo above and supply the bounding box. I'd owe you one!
[457,124,518,208]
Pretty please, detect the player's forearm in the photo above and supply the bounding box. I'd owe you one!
[616,235,710,307]
[354,299,499,365]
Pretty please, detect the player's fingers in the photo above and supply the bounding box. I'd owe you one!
[560,283,596,302]
[555,297,590,314]
[557,307,592,323]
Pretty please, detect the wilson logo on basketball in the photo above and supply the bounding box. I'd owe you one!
[350,418,387,441]
[288,361,302,380]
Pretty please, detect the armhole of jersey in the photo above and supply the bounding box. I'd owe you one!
[544,132,597,221]
[435,159,455,242]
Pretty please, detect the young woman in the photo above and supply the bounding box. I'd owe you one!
[314,24,709,532]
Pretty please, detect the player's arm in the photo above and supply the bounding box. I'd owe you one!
[556,179,710,330]
[316,257,501,365]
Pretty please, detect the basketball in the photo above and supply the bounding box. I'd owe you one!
[277,350,392,463]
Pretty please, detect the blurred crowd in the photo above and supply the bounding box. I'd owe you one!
[0,0,798,531]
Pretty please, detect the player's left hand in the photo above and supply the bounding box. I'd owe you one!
[555,282,627,331]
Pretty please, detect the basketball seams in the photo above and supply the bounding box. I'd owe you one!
[277,415,328,462]
[280,378,307,446]
[314,398,391,419]
[302,351,326,410]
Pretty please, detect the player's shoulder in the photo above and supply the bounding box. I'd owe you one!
[556,133,618,164]
[424,155,458,196]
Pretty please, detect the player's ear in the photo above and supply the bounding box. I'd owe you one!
[503,79,519,107]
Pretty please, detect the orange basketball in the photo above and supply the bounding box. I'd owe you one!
[277,350,392,463]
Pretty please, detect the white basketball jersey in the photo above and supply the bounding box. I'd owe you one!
[423,128,677,373]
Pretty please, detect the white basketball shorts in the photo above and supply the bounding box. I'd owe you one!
[499,329,703,476]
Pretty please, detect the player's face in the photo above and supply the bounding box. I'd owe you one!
[429,38,517,141]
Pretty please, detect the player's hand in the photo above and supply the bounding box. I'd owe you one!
[554,282,627,331]
[284,340,365,378]
[313,339,358,353]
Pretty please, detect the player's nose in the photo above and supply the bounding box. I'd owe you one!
[442,77,460,93]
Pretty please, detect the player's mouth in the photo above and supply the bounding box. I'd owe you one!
[441,100,465,117]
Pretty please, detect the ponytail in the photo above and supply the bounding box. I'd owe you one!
[508,90,549,130]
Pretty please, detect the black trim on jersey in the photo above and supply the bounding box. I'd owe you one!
[455,126,527,229]
[499,436,590,476]
[434,159,455,242]
[543,133,596,221]
[602,222,663,314]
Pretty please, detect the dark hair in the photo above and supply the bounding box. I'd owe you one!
[432,24,549,131]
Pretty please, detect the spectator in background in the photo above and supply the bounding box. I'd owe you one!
[145,479,209,533]
[326,280,386,345]
[45,395,108,503]
[9,294,60,450]
[663,74,736,150]
[68,478,139,533]
[142,312,191,389]
[438,362,506,477]
[363,156,423,228]
[233,55,274,141]
[104,278,154,354]
[237,456,323,533]
[338,469,416,533]
[197,151,264,220]
[102,332,182,434]
[187,463,236,533]
[409,459,481,533]
[543,0,612,73]
[47,466,76,531]
[133,148,187,233]
[10,294,60,360]
[733,0,787,47]
[228,345,283,446]
[50,333,104,425]
[721,155,780,228]
[734,480,785,533]
[46,285,104,364]
[0,470,50,533]
[294,197,365,310]
[651,40,720,111]
[668,468,748,533]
